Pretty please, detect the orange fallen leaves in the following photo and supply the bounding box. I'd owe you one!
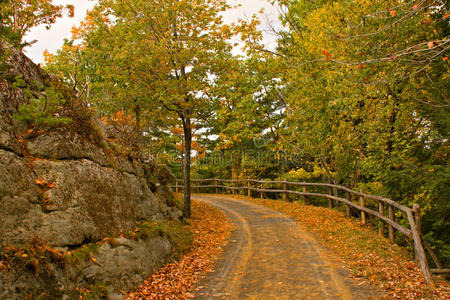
[0,260,7,271]
[34,178,57,189]
[47,182,56,188]
[0,238,65,276]
[126,201,233,299]
[34,178,46,185]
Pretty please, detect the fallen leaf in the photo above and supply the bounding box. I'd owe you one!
[47,182,56,188]
[34,178,46,185]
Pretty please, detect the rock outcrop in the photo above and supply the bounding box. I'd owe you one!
[0,41,182,299]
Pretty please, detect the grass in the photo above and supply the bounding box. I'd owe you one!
[66,243,100,264]
[115,218,194,258]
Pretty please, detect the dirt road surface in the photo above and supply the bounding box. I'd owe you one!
[193,195,381,300]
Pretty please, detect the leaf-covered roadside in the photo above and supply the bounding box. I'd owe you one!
[125,201,233,299]
[227,195,449,299]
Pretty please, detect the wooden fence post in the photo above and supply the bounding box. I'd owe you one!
[414,204,422,239]
[303,186,307,204]
[333,186,338,207]
[282,182,287,202]
[360,190,366,225]
[414,204,421,262]
[378,201,385,237]
[175,180,179,193]
[388,205,395,244]
[345,192,351,217]
[247,181,251,197]
[408,205,432,283]
[232,180,236,195]
[215,179,219,194]
[260,182,263,199]
[327,187,333,209]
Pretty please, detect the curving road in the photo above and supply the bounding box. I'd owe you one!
[193,195,381,300]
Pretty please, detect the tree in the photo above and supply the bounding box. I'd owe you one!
[196,54,289,181]
[255,0,450,266]
[0,0,16,42]
[0,0,74,47]
[47,0,237,218]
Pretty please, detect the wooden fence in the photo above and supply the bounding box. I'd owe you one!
[172,178,450,282]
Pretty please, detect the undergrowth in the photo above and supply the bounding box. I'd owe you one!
[0,238,65,275]
[124,219,193,257]
[65,243,100,264]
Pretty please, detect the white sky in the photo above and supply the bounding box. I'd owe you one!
[24,0,281,64]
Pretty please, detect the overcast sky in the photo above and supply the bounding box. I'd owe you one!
[24,0,281,64]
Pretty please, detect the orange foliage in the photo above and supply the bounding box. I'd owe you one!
[101,111,136,126]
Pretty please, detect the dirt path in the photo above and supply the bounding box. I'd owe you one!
[193,195,381,300]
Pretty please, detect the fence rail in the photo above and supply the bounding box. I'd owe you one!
[172,178,449,282]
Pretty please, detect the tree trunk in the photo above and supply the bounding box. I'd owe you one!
[134,104,142,152]
[182,116,192,219]
[385,91,399,160]
[135,104,141,134]
[13,1,18,33]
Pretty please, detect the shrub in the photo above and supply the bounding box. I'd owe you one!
[13,76,72,128]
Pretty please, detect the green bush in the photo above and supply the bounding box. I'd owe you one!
[13,76,72,128]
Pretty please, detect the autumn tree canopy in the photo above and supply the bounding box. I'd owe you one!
[0,0,74,47]
[45,0,239,218]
